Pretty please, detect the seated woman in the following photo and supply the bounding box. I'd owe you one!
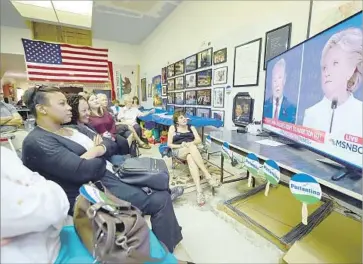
[118,95,154,141]
[167,111,220,206]
[133,96,145,111]
[88,93,150,150]
[66,94,130,157]
[21,86,183,253]
[0,146,93,263]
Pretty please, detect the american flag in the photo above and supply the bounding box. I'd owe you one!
[22,39,110,83]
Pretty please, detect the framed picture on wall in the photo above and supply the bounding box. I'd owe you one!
[147,83,152,98]
[167,78,175,91]
[175,107,185,113]
[213,66,228,85]
[162,84,167,96]
[161,67,167,84]
[175,76,184,90]
[233,38,262,87]
[197,48,213,69]
[196,69,212,87]
[185,107,195,116]
[174,92,184,105]
[167,64,175,78]
[196,108,211,118]
[174,60,185,76]
[162,98,167,110]
[185,90,197,105]
[185,54,197,73]
[167,94,174,104]
[185,73,196,88]
[167,105,175,112]
[141,78,147,101]
[213,48,227,65]
[196,89,211,106]
[211,110,225,125]
[212,87,225,108]
[263,23,292,70]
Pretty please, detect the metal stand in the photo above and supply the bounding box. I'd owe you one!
[220,154,256,187]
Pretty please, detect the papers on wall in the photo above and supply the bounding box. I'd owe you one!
[233,38,262,87]
[256,139,285,147]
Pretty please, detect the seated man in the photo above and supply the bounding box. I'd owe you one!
[0,91,27,151]
[0,146,92,263]
[117,95,155,139]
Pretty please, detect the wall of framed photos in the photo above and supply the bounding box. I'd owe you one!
[138,1,357,129]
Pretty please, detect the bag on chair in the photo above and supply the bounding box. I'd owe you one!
[113,157,170,191]
[73,182,168,264]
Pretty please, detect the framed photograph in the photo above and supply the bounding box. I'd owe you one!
[161,67,167,84]
[263,23,292,70]
[185,73,196,88]
[197,48,213,69]
[196,69,212,87]
[162,98,167,110]
[167,105,175,112]
[174,60,185,76]
[196,89,211,106]
[185,54,197,73]
[174,92,184,105]
[162,84,167,96]
[185,107,195,116]
[167,78,175,91]
[213,48,227,65]
[233,38,262,87]
[175,76,184,90]
[185,90,197,105]
[167,64,175,78]
[212,87,225,108]
[196,108,211,118]
[213,66,228,85]
[167,94,174,104]
[141,78,147,101]
[212,110,225,125]
[175,107,185,113]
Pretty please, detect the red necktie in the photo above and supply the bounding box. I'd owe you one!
[273,98,280,119]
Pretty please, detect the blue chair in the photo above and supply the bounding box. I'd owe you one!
[55,226,178,264]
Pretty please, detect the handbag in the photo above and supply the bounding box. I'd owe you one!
[73,182,168,263]
[113,157,170,191]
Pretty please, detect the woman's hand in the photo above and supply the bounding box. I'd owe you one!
[80,145,106,160]
[93,134,103,146]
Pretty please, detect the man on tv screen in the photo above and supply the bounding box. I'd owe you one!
[303,28,362,136]
[264,58,296,123]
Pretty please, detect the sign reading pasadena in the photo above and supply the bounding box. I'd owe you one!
[289,173,322,225]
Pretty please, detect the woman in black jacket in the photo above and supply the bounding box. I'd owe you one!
[21,86,183,253]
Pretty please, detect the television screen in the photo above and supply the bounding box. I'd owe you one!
[262,12,362,171]
[233,92,254,127]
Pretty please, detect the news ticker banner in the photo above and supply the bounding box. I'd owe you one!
[289,173,322,226]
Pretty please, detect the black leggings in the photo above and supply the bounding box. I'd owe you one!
[115,134,130,155]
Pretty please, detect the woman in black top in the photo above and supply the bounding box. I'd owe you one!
[21,86,183,253]
[167,111,220,206]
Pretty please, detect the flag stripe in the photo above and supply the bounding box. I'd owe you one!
[29,78,109,83]
[28,71,108,77]
[60,44,108,52]
[22,38,109,83]
[27,64,108,73]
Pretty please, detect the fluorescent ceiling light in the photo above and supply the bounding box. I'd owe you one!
[11,0,93,28]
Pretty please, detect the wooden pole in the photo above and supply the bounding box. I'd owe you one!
[306,0,314,39]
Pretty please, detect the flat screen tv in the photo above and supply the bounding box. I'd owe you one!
[262,12,362,178]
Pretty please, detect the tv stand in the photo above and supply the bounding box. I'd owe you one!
[256,131,302,148]
[316,158,361,181]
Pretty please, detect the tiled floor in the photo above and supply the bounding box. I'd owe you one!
[140,145,283,263]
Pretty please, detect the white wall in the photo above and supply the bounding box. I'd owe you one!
[139,0,360,129]
[0,26,140,66]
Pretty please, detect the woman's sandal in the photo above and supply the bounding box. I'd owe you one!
[206,177,221,188]
[139,142,151,149]
[196,192,206,206]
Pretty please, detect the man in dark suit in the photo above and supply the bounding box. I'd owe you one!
[264,58,296,124]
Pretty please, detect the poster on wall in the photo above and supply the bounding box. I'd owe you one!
[233,38,262,87]
[141,78,147,101]
[263,23,292,70]
[147,83,152,98]
[152,75,162,107]
[113,64,138,101]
